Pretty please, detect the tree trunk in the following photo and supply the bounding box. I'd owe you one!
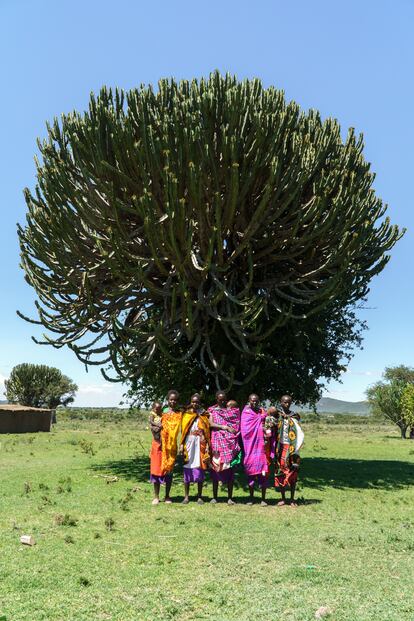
[399,424,407,439]
[409,426,414,440]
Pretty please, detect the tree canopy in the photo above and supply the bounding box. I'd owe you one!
[5,363,77,409]
[367,365,414,438]
[18,72,402,401]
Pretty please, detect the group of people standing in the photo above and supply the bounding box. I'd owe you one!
[149,390,304,506]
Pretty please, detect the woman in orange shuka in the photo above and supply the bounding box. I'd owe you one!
[150,389,182,505]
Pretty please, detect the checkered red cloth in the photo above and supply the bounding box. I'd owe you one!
[208,405,240,467]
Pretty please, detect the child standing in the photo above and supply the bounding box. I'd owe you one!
[275,395,304,507]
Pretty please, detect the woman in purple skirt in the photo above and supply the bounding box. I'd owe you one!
[180,394,211,504]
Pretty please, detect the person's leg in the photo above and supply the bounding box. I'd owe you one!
[211,479,219,502]
[290,482,297,506]
[165,475,173,503]
[247,476,255,504]
[288,463,299,506]
[197,481,204,504]
[210,469,219,503]
[182,481,190,504]
[152,481,160,505]
[260,475,268,506]
[276,445,289,506]
[227,479,235,504]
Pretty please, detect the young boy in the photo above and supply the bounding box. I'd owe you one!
[274,394,303,507]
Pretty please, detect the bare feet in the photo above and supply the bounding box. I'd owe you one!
[227,499,236,505]
[290,501,298,507]
[260,501,268,507]
[182,498,189,505]
[164,497,173,504]
[210,498,218,504]
[247,501,254,506]
[277,500,286,506]
[197,498,204,505]
[151,498,160,505]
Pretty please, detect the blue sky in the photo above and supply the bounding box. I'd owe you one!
[0,0,412,406]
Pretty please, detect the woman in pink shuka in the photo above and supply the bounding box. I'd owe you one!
[241,394,269,506]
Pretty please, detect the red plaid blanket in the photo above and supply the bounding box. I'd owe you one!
[208,405,240,466]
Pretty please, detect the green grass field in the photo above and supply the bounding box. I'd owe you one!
[0,415,413,621]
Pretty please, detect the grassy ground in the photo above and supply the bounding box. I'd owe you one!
[0,416,413,621]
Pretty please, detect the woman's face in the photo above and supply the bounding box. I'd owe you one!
[249,394,260,410]
[217,392,227,407]
[168,393,178,409]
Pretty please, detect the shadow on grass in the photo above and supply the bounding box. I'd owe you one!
[91,454,414,493]
[301,457,414,490]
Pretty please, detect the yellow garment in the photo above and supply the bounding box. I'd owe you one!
[161,409,182,474]
[181,409,211,469]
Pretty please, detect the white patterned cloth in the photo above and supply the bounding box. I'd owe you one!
[184,418,201,469]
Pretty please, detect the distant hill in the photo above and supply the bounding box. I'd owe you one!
[303,397,370,415]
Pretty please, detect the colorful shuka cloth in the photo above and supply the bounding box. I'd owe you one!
[208,405,241,474]
[275,416,304,489]
[161,408,182,475]
[181,409,211,482]
[240,405,268,477]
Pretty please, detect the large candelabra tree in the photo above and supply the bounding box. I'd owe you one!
[18,72,402,397]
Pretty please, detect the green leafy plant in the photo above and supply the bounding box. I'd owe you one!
[104,517,115,532]
[79,439,95,456]
[54,513,78,527]
[5,363,77,409]
[18,72,402,399]
[367,365,414,438]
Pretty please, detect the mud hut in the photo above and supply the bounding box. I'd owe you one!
[0,404,53,433]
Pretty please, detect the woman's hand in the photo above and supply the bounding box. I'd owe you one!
[226,425,237,434]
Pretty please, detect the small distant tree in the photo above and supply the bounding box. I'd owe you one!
[367,365,414,438]
[5,363,77,409]
[401,384,414,438]
[384,365,414,385]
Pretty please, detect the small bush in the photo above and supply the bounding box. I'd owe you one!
[79,439,95,456]
[104,517,115,532]
[119,492,133,511]
[57,477,72,493]
[78,576,91,587]
[54,513,78,527]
